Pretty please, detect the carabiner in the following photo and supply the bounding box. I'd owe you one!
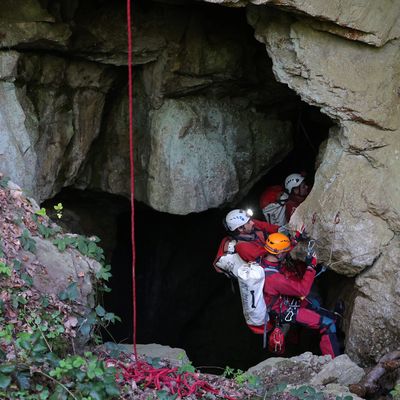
[307,239,315,255]
[285,309,294,322]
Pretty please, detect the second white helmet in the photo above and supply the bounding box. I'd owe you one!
[225,209,250,231]
[285,173,305,193]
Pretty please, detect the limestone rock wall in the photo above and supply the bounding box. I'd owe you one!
[0,0,297,212]
[205,0,400,46]
[244,3,400,364]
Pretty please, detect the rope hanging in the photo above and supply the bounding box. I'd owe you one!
[122,4,240,398]
[126,0,137,359]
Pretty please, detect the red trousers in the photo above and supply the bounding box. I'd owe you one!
[295,307,340,358]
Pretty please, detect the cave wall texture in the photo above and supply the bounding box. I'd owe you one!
[0,0,399,366]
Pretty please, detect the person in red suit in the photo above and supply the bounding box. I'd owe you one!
[261,232,341,358]
[284,173,310,222]
[220,209,279,262]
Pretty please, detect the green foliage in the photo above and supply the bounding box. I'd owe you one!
[177,360,196,374]
[0,261,12,277]
[53,235,105,262]
[19,229,36,253]
[289,385,325,400]
[0,176,10,188]
[264,383,288,397]
[335,396,353,400]
[36,220,60,239]
[48,352,120,399]
[35,208,47,217]
[174,352,196,374]
[390,384,400,400]
[222,366,260,388]
[58,282,79,302]
[53,203,63,219]
[0,179,124,399]
[96,264,112,282]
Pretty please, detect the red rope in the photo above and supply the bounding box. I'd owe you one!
[106,358,240,399]
[126,0,137,359]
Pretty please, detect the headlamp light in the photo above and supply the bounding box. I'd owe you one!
[245,208,253,217]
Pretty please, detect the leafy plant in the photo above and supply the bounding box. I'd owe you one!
[58,282,79,302]
[53,235,105,262]
[19,229,36,253]
[54,203,63,219]
[48,352,120,399]
[290,385,325,400]
[35,208,47,217]
[390,384,400,400]
[222,366,260,388]
[0,261,12,277]
[0,176,10,188]
[0,177,125,399]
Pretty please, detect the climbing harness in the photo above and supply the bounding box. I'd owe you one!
[283,298,300,323]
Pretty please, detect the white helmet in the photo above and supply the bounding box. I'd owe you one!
[225,209,250,231]
[285,173,305,193]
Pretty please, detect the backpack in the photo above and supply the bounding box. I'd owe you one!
[237,262,267,326]
[214,239,270,327]
[259,185,289,226]
[213,238,244,278]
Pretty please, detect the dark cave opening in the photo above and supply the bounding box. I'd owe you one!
[43,101,352,371]
[39,0,354,372]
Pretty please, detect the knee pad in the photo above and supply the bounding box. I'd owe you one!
[321,316,336,333]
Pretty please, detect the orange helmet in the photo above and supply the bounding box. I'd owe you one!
[265,233,291,255]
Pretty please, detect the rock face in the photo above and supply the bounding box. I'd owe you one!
[136,97,292,214]
[205,0,400,46]
[244,3,400,364]
[0,178,101,347]
[0,0,298,211]
[248,352,364,399]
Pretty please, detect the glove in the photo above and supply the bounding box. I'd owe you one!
[294,224,309,242]
[305,251,317,269]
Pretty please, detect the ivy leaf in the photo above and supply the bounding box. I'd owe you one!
[77,237,88,254]
[105,383,121,396]
[53,238,67,252]
[58,282,79,301]
[20,273,33,287]
[0,177,10,188]
[35,208,47,217]
[95,305,106,317]
[0,365,15,374]
[15,371,30,389]
[13,259,22,271]
[0,373,11,389]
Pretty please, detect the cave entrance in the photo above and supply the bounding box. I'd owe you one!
[43,98,349,372]
[41,0,353,372]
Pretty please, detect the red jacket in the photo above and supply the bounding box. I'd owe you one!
[285,193,307,221]
[235,219,279,262]
[213,219,279,268]
[263,260,315,313]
